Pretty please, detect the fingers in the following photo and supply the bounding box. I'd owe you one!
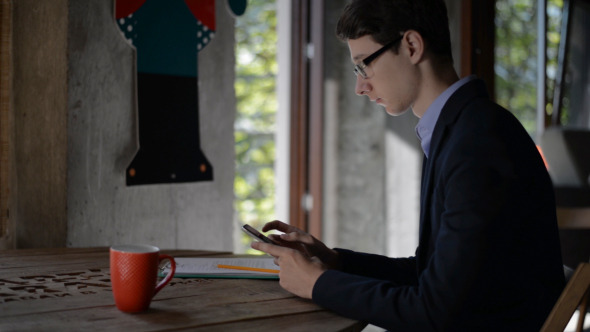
[250,242,279,266]
[260,221,320,258]
[268,232,304,245]
[266,235,308,252]
[251,241,287,257]
[263,220,313,245]
[267,234,282,242]
[262,220,300,234]
[279,231,315,245]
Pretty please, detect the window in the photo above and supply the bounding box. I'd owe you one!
[553,0,590,128]
[494,0,564,136]
[234,0,279,253]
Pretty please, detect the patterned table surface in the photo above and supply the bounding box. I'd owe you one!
[0,247,365,331]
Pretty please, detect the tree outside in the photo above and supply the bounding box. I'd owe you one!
[495,0,564,136]
[234,0,278,253]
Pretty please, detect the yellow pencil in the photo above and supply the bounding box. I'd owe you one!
[217,264,280,274]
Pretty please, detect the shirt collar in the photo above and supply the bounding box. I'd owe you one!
[415,75,476,157]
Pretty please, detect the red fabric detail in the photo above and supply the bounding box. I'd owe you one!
[115,0,147,19]
[184,0,216,31]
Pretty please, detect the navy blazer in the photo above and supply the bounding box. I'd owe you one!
[313,79,565,331]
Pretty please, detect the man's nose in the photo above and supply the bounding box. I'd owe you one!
[355,76,370,96]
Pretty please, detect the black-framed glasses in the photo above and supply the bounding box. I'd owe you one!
[353,35,403,79]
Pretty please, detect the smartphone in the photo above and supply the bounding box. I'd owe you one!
[242,224,278,244]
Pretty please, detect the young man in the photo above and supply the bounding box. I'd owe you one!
[252,0,565,330]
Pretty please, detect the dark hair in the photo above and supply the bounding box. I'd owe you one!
[336,0,453,64]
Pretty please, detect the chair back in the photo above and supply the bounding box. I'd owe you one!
[541,263,590,332]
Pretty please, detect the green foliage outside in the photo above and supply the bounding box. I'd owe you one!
[495,0,564,136]
[234,0,278,254]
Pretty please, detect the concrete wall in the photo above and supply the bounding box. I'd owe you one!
[66,0,235,251]
[323,0,419,256]
[322,0,462,257]
[10,0,235,251]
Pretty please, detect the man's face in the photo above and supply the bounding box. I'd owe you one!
[348,35,419,116]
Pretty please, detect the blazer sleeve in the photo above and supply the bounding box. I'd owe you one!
[313,250,424,330]
[334,248,417,285]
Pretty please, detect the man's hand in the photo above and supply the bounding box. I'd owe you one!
[261,220,341,270]
[251,241,326,299]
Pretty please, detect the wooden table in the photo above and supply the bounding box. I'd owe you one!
[0,248,366,331]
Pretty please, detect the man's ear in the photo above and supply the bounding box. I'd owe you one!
[403,30,425,65]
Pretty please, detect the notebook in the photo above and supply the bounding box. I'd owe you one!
[160,257,280,279]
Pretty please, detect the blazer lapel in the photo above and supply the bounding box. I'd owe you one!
[416,79,489,271]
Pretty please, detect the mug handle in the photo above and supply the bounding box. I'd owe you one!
[154,254,176,296]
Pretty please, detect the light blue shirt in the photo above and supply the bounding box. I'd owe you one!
[415,75,476,158]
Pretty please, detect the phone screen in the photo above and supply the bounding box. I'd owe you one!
[242,224,277,244]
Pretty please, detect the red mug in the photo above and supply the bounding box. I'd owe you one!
[110,245,176,313]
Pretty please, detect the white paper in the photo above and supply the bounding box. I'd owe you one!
[161,257,280,278]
